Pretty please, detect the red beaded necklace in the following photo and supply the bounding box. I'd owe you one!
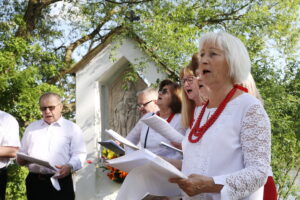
[188,84,248,143]
[157,112,175,123]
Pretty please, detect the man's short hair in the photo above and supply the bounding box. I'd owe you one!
[136,87,158,98]
[39,92,62,104]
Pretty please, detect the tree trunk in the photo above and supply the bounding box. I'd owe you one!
[16,0,61,39]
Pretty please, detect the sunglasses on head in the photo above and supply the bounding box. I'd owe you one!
[40,104,60,111]
[158,88,168,95]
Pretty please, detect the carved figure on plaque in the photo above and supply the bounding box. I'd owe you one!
[112,82,140,137]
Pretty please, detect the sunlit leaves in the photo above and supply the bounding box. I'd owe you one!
[0,0,299,199]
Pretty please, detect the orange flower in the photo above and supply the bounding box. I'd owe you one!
[107,172,114,179]
[119,171,128,178]
[101,148,128,182]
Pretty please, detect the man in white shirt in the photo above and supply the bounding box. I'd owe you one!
[17,92,86,200]
[0,110,20,200]
[136,87,159,116]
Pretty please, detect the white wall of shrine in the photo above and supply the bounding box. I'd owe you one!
[73,38,166,200]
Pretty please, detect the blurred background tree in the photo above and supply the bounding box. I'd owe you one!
[0,0,299,199]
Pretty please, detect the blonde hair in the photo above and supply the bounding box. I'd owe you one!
[199,32,251,84]
[180,66,196,128]
[241,74,263,104]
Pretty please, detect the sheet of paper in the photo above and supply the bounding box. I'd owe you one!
[107,149,186,178]
[17,152,61,191]
[50,175,61,191]
[17,152,56,170]
[141,115,184,143]
[104,129,139,150]
[106,149,155,172]
[160,141,183,154]
[116,164,184,200]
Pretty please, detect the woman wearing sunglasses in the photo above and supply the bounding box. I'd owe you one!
[125,79,185,159]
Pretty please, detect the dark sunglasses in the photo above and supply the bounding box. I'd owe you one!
[158,88,168,95]
[40,104,60,111]
[137,100,153,108]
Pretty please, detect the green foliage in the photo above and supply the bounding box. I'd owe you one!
[0,35,65,126]
[0,0,299,199]
[0,2,69,198]
[259,61,300,199]
[6,164,28,200]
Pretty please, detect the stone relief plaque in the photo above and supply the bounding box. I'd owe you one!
[109,72,147,137]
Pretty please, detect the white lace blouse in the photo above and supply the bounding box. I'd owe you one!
[125,112,185,159]
[182,93,271,200]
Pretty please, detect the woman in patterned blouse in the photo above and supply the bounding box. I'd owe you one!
[169,32,271,200]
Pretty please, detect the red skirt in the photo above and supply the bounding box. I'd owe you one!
[263,176,278,200]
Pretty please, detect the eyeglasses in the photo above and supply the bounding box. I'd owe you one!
[137,100,153,108]
[181,76,195,85]
[158,88,168,95]
[40,104,60,111]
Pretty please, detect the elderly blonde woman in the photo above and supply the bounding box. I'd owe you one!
[170,32,271,200]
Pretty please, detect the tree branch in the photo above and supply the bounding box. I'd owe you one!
[47,26,124,84]
[195,1,253,28]
[282,165,300,199]
[204,14,244,25]
[88,39,96,52]
[64,20,111,64]
[105,0,153,4]
[54,45,66,52]
[16,0,61,39]
[216,1,252,18]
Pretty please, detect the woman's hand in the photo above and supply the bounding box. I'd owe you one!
[169,174,223,196]
[161,157,182,170]
[170,142,182,150]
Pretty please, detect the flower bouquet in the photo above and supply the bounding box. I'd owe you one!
[101,148,128,183]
